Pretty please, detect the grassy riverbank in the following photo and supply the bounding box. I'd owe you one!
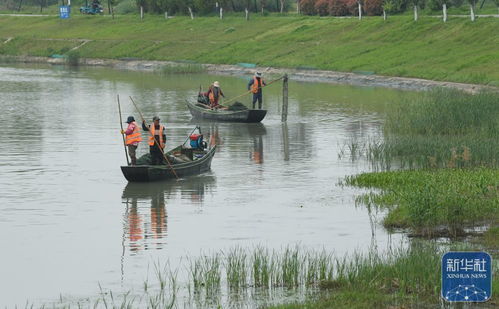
[342,89,499,236]
[345,168,499,236]
[0,15,498,85]
[40,243,498,308]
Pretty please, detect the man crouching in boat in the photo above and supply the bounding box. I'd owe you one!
[122,116,142,165]
[142,116,166,165]
[207,81,225,109]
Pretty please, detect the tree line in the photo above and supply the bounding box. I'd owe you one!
[135,0,296,15]
[4,0,497,16]
[299,0,493,16]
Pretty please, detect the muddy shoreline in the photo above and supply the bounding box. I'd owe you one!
[2,55,496,93]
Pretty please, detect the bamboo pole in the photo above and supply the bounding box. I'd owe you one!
[220,75,284,108]
[129,96,179,180]
[117,95,130,166]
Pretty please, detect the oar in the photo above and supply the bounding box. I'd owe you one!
[117,94,130,166]
[129,96,179,180]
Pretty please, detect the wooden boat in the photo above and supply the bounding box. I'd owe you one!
[186,100,267,123]
[121,145,216,182]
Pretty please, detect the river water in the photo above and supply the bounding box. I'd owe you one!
[0,64,408,307]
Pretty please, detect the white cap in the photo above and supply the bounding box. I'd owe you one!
[213,81,220,87]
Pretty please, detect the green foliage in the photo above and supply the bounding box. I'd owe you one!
[115,0,137,14]
[345,168,499,236]
[385,89,499,136]
[344,90,499,169]
[133,0,294,14]
[66,50,80,66]
[383,0,409,13]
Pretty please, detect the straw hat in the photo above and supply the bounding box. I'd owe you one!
[213,81,220,87]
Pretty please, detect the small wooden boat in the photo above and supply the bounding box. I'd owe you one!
[186,101,267,123]
[121,145,216,182]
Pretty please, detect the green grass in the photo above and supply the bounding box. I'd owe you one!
[344,168,499,236]
[385,89,499,136]
[269,241,499,309]
[342,89,499,170]
[0,15,498,84]
[26,243,499,308]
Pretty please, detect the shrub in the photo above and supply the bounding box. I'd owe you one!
[345,0,359,15]
[364,0,384,15]
[300,0,317,14]
[329,0,349,15]
[383,0,407,13]
[314,0,332,15]
[66,51,80,66]
[115,0,137,14]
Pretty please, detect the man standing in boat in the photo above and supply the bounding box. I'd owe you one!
[248,72,266,109]
[207,81,225,109]
[122,116,142,166]
[142,116,166,165]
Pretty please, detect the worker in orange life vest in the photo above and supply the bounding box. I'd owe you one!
[247,72,266,109]
[142,116,166,165]
[206,81,225,109]
[122,116,142,165]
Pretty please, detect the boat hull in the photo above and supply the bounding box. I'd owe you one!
[187,101,267,123]
[121,146,216,182]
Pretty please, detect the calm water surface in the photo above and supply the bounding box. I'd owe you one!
[0,64,408,307]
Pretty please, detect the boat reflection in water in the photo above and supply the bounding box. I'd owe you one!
[202,122,267,165]
[121,175,216,254]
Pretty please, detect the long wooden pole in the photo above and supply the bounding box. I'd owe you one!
[221,75,284,107]
[117,95,130,166]
[129,96,179,180]
[281,74,288,122]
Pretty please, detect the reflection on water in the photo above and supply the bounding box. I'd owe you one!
[121,175,217,253]
[251,136,264,164]
[0,64,410,307]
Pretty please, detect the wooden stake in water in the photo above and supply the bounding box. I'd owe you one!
[117,95,130,166]
[281,74,289,122]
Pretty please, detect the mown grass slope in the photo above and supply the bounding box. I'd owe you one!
[0,15,498,84]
